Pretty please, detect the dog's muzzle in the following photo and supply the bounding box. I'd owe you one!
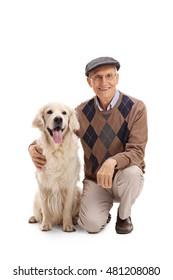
[47,116,65,144]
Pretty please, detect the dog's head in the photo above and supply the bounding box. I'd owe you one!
[32,102,80,144]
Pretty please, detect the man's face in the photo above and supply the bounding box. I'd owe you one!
[87,65,119,104]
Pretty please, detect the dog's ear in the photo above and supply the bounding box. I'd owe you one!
[69,109,80,132]
[32,108,45,131]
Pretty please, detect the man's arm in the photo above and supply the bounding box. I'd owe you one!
[112,101,148,170]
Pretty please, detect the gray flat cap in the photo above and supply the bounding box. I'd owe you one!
[85,56,120,76]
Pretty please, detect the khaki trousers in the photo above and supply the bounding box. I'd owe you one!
[78,165,144,233]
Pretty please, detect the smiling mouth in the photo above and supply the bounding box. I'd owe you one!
[47,126,65,144]
[99,87,110,91]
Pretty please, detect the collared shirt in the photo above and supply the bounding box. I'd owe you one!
[96,90,120,111]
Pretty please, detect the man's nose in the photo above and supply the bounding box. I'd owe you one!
[100,75,107,83]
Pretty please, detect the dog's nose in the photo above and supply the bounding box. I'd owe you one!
[54,116,63,124]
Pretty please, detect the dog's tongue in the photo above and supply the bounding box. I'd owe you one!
[53,130,62,144]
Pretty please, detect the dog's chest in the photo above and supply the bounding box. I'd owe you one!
[36,151,69,190]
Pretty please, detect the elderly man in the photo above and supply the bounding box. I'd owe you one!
[29,57,148,234]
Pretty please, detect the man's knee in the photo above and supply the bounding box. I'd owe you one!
[116,165,144,202]
[78,210,106,233]
[118,166,144,190]
[122,165,142,179]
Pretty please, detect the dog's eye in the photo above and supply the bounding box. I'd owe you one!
[47,110,53,114]
[62,111,67,115]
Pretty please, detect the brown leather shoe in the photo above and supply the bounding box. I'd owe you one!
[115,213,133,234]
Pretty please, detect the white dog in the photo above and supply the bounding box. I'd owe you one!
[29,102,81,232]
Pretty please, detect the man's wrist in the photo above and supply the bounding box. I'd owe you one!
[106,158,117,169]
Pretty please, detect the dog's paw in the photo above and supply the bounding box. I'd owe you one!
[63,224,76,232]
[28,216,38,223]
[40,223,52,231]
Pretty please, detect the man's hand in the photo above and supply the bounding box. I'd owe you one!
[29,144,46,169]
[97,158,117,189]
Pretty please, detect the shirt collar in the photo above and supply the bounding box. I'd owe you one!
[96,90,120,111]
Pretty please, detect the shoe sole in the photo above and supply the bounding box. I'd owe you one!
[115,225,133,234]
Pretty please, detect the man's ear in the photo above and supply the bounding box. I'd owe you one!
[87,77,93,88]
[32,107,45,131]
[69,109,80,132]
[115,72,119,84]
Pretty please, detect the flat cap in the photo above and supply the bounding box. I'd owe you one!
[85,56,120,76]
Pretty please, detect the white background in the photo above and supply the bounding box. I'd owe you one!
[0,0,172,279]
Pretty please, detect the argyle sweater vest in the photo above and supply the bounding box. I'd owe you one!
[76,91,148,181]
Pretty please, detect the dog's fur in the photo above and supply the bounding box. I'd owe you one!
[29,102,81,232]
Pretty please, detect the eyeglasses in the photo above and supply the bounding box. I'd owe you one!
[90,73,116,82]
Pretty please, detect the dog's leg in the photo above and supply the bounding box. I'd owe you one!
[40,192,53,231]
[40,206,53,231]
[63,189,76,232]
